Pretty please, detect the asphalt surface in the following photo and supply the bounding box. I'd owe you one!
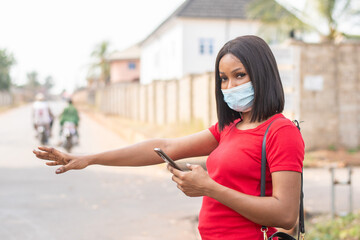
[0,102,201,240]
[0,103,359,240]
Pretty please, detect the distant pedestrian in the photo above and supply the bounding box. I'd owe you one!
[33,35,304,240]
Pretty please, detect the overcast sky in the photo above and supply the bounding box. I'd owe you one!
[1,0,185,93]
[1,0,358,94]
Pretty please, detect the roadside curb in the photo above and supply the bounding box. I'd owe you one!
[80,108,150,144]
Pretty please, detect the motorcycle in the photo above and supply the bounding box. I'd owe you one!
[36,124,49,145]
[60,121,78,152]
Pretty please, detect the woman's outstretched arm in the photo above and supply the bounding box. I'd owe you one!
[33,129,218,174]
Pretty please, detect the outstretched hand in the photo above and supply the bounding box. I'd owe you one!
[33,146,89,174]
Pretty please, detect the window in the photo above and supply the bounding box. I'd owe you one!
[209,39,214,55]
[128,62,136,70]
[199,38,214,55]
[199,39,205,54]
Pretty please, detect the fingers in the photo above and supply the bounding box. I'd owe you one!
[36,146,61,156]
[169,166,185,187]
[56,165,69,174]
[33,149,51,159]
[176,184,184,192]
[33,146,66,162]
[38,146,63,158]
[186,163,203,172]
[56,167,64,174]
[38,146,55,152]
[56,159,81,174]
[167,164,183,177]
[186,163,192,170]
[33,146,77,175]
[33,150,59,163]
[46,161,60,166]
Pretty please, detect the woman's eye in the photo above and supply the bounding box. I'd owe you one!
[237,73,246,78]
[220,77,228,82]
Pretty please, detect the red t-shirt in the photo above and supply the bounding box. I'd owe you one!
[198,114,304,240]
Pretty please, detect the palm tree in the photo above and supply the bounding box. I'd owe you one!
[246,0,310,42]
[89,41,111,86]
[0,49,15,91]
[247,0,360,42]
[26,71,40,90]
[307,0,360,41]
[44,75,54,91]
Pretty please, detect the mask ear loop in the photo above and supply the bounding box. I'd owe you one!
[239,112,243,121]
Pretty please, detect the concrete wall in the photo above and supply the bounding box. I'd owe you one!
[298,42,360,150]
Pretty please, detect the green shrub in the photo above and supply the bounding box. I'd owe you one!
[307,213,360,240]
[328,144,338,151]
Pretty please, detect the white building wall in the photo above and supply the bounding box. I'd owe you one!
[182,18,260,76]
[141,18,260,84]
[140,20,183,84]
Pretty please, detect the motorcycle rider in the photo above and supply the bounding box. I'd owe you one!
[59,98,80,140]
[32,93,54,139]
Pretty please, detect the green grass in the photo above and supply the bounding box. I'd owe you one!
[306,212,360,240]
[328,144,338,152]
[347,147,360,154]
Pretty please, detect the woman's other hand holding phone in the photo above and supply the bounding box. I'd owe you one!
[167,163,217,197]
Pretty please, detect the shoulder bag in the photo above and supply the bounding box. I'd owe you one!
[260,119,305,240]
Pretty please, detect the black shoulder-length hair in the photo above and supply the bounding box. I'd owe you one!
[215,35,284,131]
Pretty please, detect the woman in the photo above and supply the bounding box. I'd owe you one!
[33,35,304,239]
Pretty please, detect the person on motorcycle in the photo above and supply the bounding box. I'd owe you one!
[59,99,80,138]
[32,93,54,139]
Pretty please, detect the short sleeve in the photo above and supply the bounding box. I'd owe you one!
[208,122,220,142]
[266,124,304,173]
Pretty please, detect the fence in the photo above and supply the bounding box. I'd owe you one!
[83,73,218,128]
[0,91,13,107]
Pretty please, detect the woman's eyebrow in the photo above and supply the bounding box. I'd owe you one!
[219,67,245,75]
[231,67,244,73]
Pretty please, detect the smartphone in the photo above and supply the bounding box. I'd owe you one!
[154,148,182,171]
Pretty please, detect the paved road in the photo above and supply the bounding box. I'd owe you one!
[0,103,201,240]
[303,167,360,216]
[0,103,359,240]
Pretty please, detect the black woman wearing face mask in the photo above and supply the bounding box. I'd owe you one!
[33,35,304,240]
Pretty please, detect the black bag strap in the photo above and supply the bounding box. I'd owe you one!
[269,232,296,240]
[260,118,305,239]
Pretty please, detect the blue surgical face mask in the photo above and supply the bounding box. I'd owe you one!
[221,81,254,112]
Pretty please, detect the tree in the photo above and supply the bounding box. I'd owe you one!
[44,75,54,91]
[26,71,40,90]
[308,0,360,41]
[246,0,360,42]
[0,49,15,91]
[89,41,111,85]
[246,0,310,42]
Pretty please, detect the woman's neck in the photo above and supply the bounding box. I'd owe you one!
[240,112,251,123]
[237,112,266,130]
